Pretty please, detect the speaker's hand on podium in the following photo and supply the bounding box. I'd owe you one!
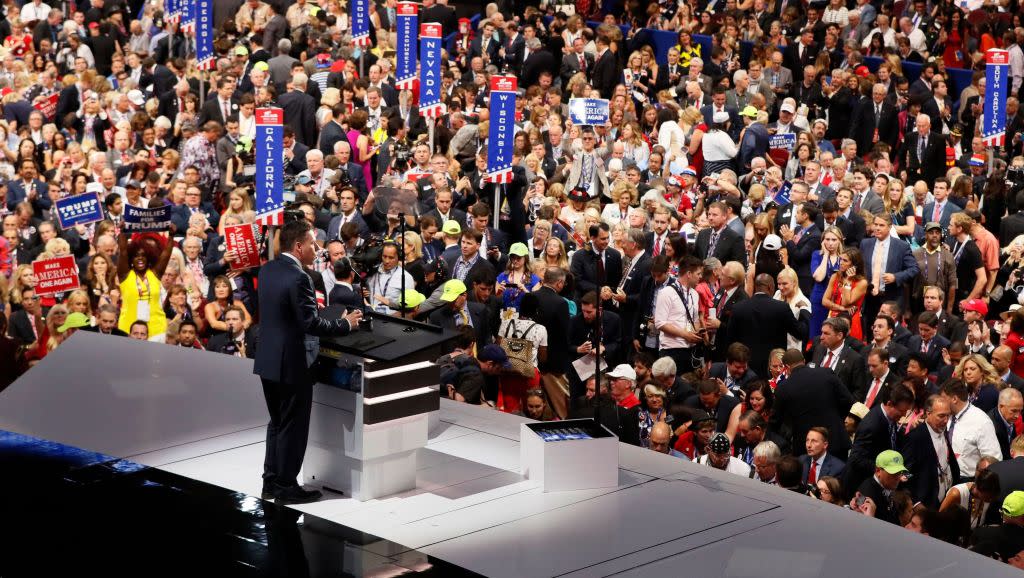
[343,309,363,329]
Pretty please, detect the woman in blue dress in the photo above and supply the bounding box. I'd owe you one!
[496,243,541,312]
[809,226,844,340]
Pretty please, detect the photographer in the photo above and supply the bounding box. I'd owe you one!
[364,241,414,314]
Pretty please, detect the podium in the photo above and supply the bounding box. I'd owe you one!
[303,310,456,501]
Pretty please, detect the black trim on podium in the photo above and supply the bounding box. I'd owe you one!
[363,390,440,425]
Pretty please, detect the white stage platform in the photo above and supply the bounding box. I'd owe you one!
[1,333,1018,578]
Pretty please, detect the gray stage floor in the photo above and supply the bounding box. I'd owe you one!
[0,333,1016,577]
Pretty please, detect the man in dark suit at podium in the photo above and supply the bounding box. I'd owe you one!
[254,219,362,504]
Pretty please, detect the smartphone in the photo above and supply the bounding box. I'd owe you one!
[855,495,867,507]
[824,76,832,85]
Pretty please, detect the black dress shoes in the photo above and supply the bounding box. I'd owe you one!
[261,484,276,500]
[273,485,323,504]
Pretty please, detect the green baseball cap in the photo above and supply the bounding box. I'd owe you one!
[1002,491,1024,517]
[394,289,425,310]
[739,105,758,118]
[875,450,908,475]
[508,242,529,257]
[440,279,467,302]
[58,312,90,333]
[441,220,462,236]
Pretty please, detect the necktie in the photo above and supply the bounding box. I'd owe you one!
[824,350,834,369]
[853,192,863,213]
[793,226,804,245]
[866,378,882,407]
[875,104,881,122]
[654,236,662,257]
[871,241,883,295]
[888,421,898,449]
[458,309,470,327]
[222,100,230,121]
[579,54,586,71]
[932,202,941,222]
[596,251,605,281]
[921,339,929,353]
[918,135,926,162]
[708,230,719,257]
[581,154,593,188]
[807,460,817,484]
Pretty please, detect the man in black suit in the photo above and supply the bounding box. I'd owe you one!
[419,0,457,37]
[920,77,953,132]
[560,37,593,87]
[810,317,866,396]
[780,200,822,297]
[570,222,622,305]
[897,113,945,184]
[655,47,685,92]
[991,388,1024,462]
[568,291,623,372]
[708,343,758,397]
[499,21,525,76]
[800,426,846,484]
[865,315,910,377]
[694,201,746,266]
[535,267,572,419]
[1001,205,1024,246]
[906,311,952,372]
[903,395,960,509]
[783,28,820,85]
[468,21,500,65]
[590,34,617,99]
[857,449,911,524]
[428,279,492,348]
[706,261,747,361]
[605,228,651,361]
[729,274,810,377]
[318,103,347,154]
[253,220,362,504]
[735,410,791,464]
[520,38,557,89]
[80,305,129,337]
[985,437,1024,525]
[424,188,467,232]
[7,286,42,346]
[992,345,1024,392]
[858,347,903,407]
[277,72,318,147]
[198,79,239,127]
[207,306,258,359]
[818,198,864,248]
[849,83,899,154]
[157,80,192,127]
[772,349,855,458]
[844,384,915,492]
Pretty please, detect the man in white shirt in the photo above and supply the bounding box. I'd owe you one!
[862,14,897,49]
[941,379,1003,479]
[898,17,927,53]
[654,255,705,374]
[368,243,415,314]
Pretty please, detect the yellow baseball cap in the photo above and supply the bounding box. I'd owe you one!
[394,289,425,310]
[441,220,462,236]
[440,279,467,302]
[253,61,269,72]
[875,450,908,475]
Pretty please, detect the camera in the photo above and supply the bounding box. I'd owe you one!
[348,235,387,279]
[391,140,412,173]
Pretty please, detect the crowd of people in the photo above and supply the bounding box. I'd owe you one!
[5,0,1024,566]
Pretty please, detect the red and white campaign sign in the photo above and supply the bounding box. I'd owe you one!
[255,107,284,126]
[224,223,261,270]
[33,256,79,296]
[33,93,59,120]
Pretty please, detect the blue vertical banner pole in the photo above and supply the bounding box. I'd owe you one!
[255,108,285,228]
[395,2,419,90]
[486,75,517,228]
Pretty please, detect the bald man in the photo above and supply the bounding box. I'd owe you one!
[648,421,689,459]
[898,113,945,183]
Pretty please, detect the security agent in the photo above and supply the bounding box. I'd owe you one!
[253,218,362,504]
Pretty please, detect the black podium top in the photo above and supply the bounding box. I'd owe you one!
[318,307,457,364]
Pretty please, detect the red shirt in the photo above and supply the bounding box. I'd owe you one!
[1007,332,1024,379]
[617,393,640,409]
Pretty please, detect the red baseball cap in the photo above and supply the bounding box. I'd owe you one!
[960,298,988,317]
[88,22,99,29]
[854,65,870,78]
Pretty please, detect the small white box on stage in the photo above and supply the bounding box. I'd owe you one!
[520,419,619,492]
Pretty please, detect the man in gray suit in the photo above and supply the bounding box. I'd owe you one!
[561,127,609,201]
[765,52,793,109]
[268,38,299,90]
[560,37,593,87]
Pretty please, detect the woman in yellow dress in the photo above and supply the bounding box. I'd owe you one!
[117,230,174,342]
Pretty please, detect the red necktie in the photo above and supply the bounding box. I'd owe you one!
[824,351,834,369]
[807,459,817,484]
[653,236,662,256]
[579,54,585,70]
[932,203,941,222]
[866,378,881,407]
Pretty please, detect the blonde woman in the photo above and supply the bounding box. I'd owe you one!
[602,181,636,226]
[64,289,94,323]
[774,267,812,350]
[618,121,650,170]
[882,177,915,240]
[954,354,1002,412]
[218,189,256,234]
[402,231,427,292]
[527,219,552,259]
[318,87,341,127]
[659,105,689,170]
[542,237,569,271]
